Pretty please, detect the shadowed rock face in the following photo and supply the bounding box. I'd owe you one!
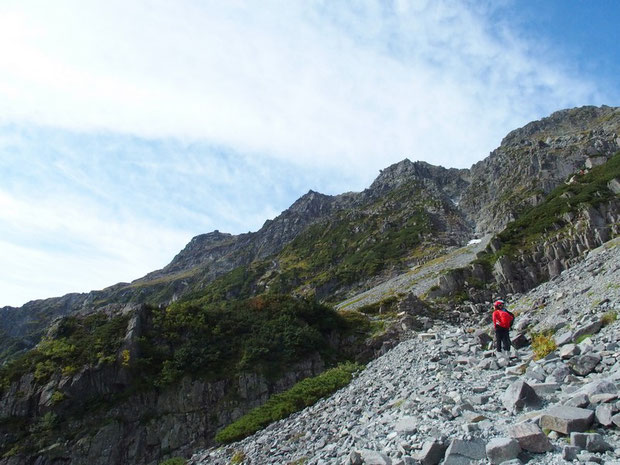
[460,105,620,234]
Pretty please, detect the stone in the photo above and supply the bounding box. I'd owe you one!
[508,422,552,453]
[485,437,521,464]
[530,383,559,396]
[562,445,580,461]
[572,432,613,453]
[612,413,620,427]
[569,353,601,376]
[475,329,493,349]
[554,331,574,346]
[511,332,529,349]
[501,380,542,413]
[565,393,589,408]
[595,403,613,426]
[540,405,594,434]
[415,440,446,465]
[589,393,618,404]
[394,417,417,434]
[349,450,363,465]
[572,320,603,342]
[360,449,392,465]
[442,439,486,464]
[559,343,580,359]
[570,378,617,398]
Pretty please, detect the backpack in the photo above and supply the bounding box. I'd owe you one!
[503,309,515,328]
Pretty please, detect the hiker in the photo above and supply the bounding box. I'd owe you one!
[492,299,514,356]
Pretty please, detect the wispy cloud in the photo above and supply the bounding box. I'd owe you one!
[0,0,616,306]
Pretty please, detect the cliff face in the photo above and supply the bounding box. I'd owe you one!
[461,105,620,234]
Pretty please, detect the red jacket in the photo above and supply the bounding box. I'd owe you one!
[493,309,513,329]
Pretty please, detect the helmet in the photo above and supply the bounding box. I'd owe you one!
[494,299,505,309]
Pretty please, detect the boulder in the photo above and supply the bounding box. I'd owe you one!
[559,343,580,359]
[394,417,418,435]
[540,406,594,434]
[568,353,601,376]
[360,449,391,465]
[569,378,617,398]
[511,332,529,349]
[572,320,602,342]
[508,422,552,453]
[475,329,493,349]
[415,440,446,465]
[349,450,363,465]
[595,403,613,426]
[442,439,486,464]
[554,331,574,347]
[501,380,542,413]
[570,432,613,453]
[485,438,521,464]
[562,445,580,461]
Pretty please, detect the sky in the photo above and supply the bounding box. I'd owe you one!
[1,0,619,307]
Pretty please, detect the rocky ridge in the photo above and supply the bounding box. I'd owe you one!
[193,238,620,465]
[2,106,618,361]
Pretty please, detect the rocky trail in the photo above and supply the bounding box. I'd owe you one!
[336,236,492,312]
[191,238,620,465]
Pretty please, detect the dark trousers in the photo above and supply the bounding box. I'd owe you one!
[495,326,511,352]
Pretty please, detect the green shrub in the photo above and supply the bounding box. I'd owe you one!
[229,451,246,464]
[215,362,363,444]
[137,295,358,387]
[601,311,617,326]
[158,458,185,465]
[531,330,557,360]
[575,334,592,344]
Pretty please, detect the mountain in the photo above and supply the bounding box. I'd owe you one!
[0,105,619,465]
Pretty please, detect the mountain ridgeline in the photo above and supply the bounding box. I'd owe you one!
[0,105,619,465]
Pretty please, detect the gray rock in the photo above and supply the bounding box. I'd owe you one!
[511,333,529,349]
[562,445,580,461]
[349,450,363,465]
[442,439,486,465]
[554,331,574,347]
[394,417,418,434]
[572,320,603,342]
[530,382,559,395]
[485,437,521,464]
[595,403,613,426]
[570,378,617,398]
[613,412,620,427]
[569,353,601,376]
[360,449,392,465]
[571,432,613,452]
[508,422,552,453]
[559,343,580,359]
[501,380,542,413]
[565,393,590,408]
[415,440,446,465]
[540,405,594,434]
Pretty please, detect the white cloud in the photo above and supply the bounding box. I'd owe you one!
[0,0,607,176]
[0,0,615,307]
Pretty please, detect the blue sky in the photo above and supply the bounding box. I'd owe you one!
[1,0,619,307]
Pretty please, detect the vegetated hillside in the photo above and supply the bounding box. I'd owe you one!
[193,237,620,465]
[0,106,619,465]
[0,295,376,465]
